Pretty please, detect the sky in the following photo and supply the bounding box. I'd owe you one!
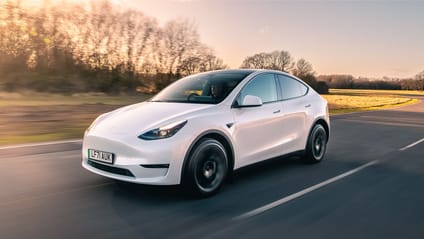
[120,0,424,78]
[24,0,424,78]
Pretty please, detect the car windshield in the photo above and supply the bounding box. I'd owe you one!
[150,71,253,104]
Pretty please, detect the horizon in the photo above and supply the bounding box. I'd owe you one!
[20,0,424,79]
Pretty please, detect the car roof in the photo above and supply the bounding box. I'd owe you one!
[205,69,257,75]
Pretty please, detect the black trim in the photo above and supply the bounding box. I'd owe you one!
[140,164,170,168]
[87,160,135,177]
[226,123,234,128]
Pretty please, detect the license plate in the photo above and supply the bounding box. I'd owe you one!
[88,149,114,164]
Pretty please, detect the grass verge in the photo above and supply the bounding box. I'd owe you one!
[323,91,418,114]
[0,90,420,146]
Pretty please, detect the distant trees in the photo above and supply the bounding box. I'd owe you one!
[240,51,328,93]
[317,74,424,91]
[317,75,355,89]
[292,58,314,77]
[415,70,424,90]
[0,1,422,94]
[0,0,226,93]
[240,50,294,72]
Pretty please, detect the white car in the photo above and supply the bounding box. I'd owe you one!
[82,69,329,197]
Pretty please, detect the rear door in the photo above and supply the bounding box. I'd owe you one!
[276,74,310,154]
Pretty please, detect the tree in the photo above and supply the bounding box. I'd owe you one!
[154,19,201,76]
[0,1,227,93]
[415,70,424,90]
[270,50,294,72]
[293,58,314,78]
[240,50,294,72]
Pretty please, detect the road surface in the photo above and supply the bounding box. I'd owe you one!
[1,98,423,239]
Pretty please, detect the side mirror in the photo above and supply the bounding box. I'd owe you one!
[240,95,263,107]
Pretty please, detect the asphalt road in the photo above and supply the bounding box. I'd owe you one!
[1,98,424,239]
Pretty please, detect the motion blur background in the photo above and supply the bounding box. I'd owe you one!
[0,0,423,145]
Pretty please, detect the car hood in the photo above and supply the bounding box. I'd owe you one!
[90,102,214,136]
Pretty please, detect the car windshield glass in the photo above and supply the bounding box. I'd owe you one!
[150,71,253,104]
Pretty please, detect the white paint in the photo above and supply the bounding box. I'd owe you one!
[234,160,380,220]
[399,137,424,151]
[0,139,82,150]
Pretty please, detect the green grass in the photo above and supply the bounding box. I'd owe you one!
[0,92,149,106]
[0,89,421,146]
[0,128,84,146]
[0,92,148,146]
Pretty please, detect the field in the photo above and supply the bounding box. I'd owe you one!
[0,92,148,146]
[0,89,421,146]
[324,89,419,114]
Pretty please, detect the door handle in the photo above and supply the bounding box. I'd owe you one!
[305,104,311,108]
[273,110,281,114]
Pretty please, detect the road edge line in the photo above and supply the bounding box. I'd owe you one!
[399,137,424,151]
[233,160,380,221]
[0,139,82,150]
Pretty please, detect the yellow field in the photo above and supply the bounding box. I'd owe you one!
[324,89,419,114]
[329,88,424,96]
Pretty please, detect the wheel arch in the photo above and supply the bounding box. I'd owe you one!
[181,130,235,184]
[310,118,330,142]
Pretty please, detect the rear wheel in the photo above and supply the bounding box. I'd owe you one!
[304,124,327,163]
[184,138,228,197]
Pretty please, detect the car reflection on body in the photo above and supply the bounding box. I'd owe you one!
[82,69,330,197]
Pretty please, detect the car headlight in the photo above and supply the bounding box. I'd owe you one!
[138,120,188,140]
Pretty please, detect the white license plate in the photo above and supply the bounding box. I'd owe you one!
[88,149,114,164]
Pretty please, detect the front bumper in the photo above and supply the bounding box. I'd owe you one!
[82,133,189,185]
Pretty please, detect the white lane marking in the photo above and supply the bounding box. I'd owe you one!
[399,137,424,151]
[234,160,380,221]
[0,139,82,150]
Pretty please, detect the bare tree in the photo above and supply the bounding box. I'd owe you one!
[240,50,294,71]
[293,58,314,77]
[415,70,424,90]
[154,19,201,75]
[179,53,227,76]
[270,50,294,72]
[240,52,267,69]
[0,0,227,93]
[0,1,32,67]
[200,54,227,72]
[119,10,156,74]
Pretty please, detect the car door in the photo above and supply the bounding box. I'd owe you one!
[232,73,284,168]
[277,74,310,154]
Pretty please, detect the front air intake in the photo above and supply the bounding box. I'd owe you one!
[87,160,135,177]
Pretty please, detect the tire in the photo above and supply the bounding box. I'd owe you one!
[184,138,228,198]
[304,124,327,163]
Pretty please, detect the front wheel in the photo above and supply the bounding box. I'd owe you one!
[184,138,228,198]
[304,124,327,163]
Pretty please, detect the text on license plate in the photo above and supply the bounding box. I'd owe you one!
[88,149,114,164]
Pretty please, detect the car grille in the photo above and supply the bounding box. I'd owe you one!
[87,160,135,177]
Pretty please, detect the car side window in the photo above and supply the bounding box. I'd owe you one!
[240,73,278,104]
[277,74,308,100]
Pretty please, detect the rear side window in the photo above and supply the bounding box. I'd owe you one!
[240,73,278,104]
[277,74,308,100]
